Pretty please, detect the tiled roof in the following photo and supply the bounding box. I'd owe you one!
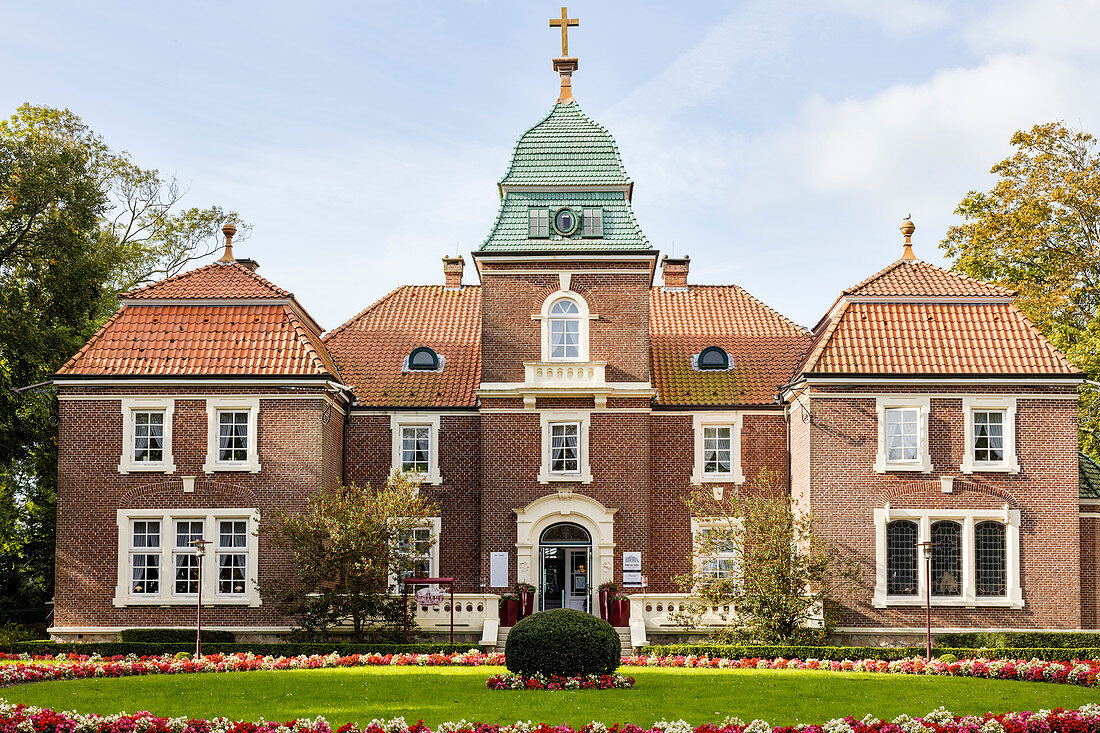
[56,304,337,377]
[479,190,650,252]
[650,286,811,406]
[499,102,632,187]
[844,259,1015,298]
[801,301,1079,375]
[323,286,481,407]
[123,262,292,300]
[1082,453,1100,500]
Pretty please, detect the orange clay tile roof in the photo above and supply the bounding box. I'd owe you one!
[802,301,1079,375]
[844,259,1015,297]
[56,304,338,377]
[650,286,811,406]
[323,286,482,407]
[123,261,292,300]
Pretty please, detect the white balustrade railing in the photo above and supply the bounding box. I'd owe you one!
[410,593,500,647]
[523,361,607,389]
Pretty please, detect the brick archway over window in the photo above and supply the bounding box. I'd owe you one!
[873,478,1020,509]
[119,477,258,508]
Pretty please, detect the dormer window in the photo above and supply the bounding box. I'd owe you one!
[528,208,549,238]
[406,347,442,372]
[582,208,603,237]
[696,346,730,371]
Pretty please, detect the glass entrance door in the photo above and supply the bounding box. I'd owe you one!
[539,523,591,613]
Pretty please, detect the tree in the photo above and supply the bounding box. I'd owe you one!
[262,473,439,642]
[0,104,245,611]
[941,122,1100,459]
[673,471,862,644]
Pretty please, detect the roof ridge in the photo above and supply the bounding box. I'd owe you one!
[1007,302,1078,371]
[841,259,907,295]
[54,307,128,375]
[652,284,809,336]
[122,260,292,300]
[323,284,482,343]
[283,305,339,378]
[797,299,851,375]
[843,257,1015,297]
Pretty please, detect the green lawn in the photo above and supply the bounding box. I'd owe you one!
[3,667,1099,726]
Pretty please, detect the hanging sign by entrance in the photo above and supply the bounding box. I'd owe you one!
[622,551,642,587]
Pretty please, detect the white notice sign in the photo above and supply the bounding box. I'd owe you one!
[490,552,509,588]
[623,552,642,571]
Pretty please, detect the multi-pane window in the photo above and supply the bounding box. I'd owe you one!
[528,208,549,238]
[133,411,165,463]
[400,526,434,579]
[548,298,581,359]
[697,527,738,586]
[703,426,732,475]
[130,520,161,594]
[975,521,1007,597]
[972,410,1005,463]
[582,208,603,237]
[886,520,917,596]
[401,426,431,474]
[884,407,919,463]
[217,520,248,595]
[217,411,249,462]
[550,422,580,474]
[930,521,962,596]
[173,520,204,595]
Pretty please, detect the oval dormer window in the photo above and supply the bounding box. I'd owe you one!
[698,346,730,371]
[408,347,439,371]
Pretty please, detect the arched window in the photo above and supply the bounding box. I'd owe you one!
[540,523,591,545]
[886,520,917,596]
[407,347,439,371]
[697,346,730,371]
[931,521,962,596]
[548,297,581,360]
[975,521,1007,597]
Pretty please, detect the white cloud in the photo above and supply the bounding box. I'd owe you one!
[967,0,1100,58]
[825,0,952,35]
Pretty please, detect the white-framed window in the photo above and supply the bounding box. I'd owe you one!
[961,397,1020,474]
[874,397,932,473]
[118,398,175,474]
[203,397,260,473]
[390,413,442,485]
[538,410,593,484]
[691,518,740,589]
[391,516,441,589]
[582,208,603,237]
[173,519,204,596]
[536,290,593,362]
[691,413,745,485]
[873,505,1022,608]
[528,208,549,238]
[114,508,260,607]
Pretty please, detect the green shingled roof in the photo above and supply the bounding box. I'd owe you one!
[480,191,650,252]
[1082,452,1100,499]
[499,102,632,186]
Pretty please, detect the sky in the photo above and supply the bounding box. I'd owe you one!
[3,0,1099,330]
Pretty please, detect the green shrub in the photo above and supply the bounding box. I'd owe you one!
[173,651,192,659]
[937,653,958,663]
[0,623,40,645]
[1,641,477,656]
[117,629,235,644]
[505,609,620,677]
[636,643,1100,662]
[936,631,1100,649]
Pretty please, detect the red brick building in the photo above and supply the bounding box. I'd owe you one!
[49,54,1092,647]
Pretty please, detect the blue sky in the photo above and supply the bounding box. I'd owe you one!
[3,0,1099,329]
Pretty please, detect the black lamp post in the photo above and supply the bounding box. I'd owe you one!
[190,538,212,658]
[916,540,935,661]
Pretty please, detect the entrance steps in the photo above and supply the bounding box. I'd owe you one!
[493,624,634,657]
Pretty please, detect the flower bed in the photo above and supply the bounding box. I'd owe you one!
[486,672,635,690]
[5,701,1100,733]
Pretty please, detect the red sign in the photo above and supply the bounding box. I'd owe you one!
[415,587,444,605]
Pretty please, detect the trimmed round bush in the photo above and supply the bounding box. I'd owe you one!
[505,609,621,677]
[937,653,958,664]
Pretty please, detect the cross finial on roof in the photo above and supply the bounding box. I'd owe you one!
[550,7,580,104]
[550,7,579,57]
[900,215,917,260]
[218,222,238,263]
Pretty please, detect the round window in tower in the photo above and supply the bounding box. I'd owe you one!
[553,207,580,236]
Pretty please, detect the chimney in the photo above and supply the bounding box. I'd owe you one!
[235,258,260,272]
[443,255,465,290]
[661,255,690,291]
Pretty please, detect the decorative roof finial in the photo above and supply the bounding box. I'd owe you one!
[219,222,238,263]
[550,7,579,104]
[900,215,916,260]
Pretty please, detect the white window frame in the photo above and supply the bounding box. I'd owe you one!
[690,517,741,589]
[390,413,442,485]
[582,208,603,237]
[691,412,745,485]
[390,516,442,589]
[171,518,205,598]
[114,508,260,607]
[872,505,1022,609]
[215,518,251,599]
[538,410,593,484]
[874,396,932,473]
[203,397,261,473]
[118,398,176,474]
[528,208,549,238]
[961,396,1020,474]
[535,290,593,363]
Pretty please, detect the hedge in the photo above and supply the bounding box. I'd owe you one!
[117,629,235,644]
[935,631,1100,649]
[1,641,479,656]
[635,643,1100,662]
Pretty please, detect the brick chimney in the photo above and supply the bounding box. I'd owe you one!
[443,255,464,290]
[661,255,690,291]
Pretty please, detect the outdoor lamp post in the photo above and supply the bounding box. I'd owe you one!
[916,540,935,661]
[190,538,212,658]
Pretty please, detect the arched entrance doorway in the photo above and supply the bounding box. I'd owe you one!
[539,523,591,612]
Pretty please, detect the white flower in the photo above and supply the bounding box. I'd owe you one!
[922,707,956,725]
[723,717,746,727]
[822,718,854,733]
[653,720,695,733]
[744,719,772,733]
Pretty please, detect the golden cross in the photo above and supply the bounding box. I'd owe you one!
[549,7,579,57]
